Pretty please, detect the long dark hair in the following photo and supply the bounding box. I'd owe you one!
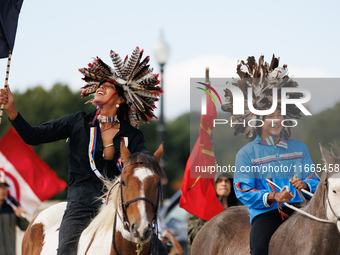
[115,85,129,121]
[225,178,238,206]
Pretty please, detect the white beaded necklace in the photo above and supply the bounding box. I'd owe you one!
[97,115,119,123]
[97,115,120,130]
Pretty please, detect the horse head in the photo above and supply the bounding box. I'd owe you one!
[320,143,340,232]
[116,141,165,244]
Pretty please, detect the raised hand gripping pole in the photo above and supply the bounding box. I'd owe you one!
[0,50,12,125]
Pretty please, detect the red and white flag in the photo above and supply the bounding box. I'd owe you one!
[0,127,67,215]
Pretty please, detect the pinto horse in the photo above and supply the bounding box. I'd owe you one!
[191,144,340,255]
[22,142,166,255]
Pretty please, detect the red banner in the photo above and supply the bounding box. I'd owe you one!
[0,127,66,214]
[179,90,224,220]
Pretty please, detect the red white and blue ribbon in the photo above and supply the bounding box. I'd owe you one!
[88,126,105,180]
[115,137,128,172]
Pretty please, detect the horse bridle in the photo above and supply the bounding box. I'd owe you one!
[111,160,162,255]
[120,180,162,232]
[324,171,340,222]
[117,160,162,230]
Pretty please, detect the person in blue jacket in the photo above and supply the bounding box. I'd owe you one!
[222,55,319,255]
[234,108,318,255]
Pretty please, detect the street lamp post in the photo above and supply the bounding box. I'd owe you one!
[153,33,169,168]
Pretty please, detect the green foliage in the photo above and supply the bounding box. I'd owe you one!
[165,113,190,180]
[299,103,340,166]
[139,120,158,152]
[139,113,191,197]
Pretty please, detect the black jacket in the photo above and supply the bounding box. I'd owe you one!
[10,111,145,208]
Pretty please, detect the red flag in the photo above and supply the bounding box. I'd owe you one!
[179,89,224,220]
[0,127,67,215]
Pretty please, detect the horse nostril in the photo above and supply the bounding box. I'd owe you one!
[131,223,139,237]
[148,223,151,229]
[143,227,151,238]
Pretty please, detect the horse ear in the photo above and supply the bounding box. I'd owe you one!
[120,139,130,164]
[320,143,335,165]
[153,142,164,163]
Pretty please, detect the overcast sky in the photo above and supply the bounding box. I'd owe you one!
[0,0,339,120]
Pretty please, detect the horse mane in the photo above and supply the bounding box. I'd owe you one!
[82,177,121,235]
[302,175,327,218]
[81,150,164,236]
[303,143,340,218]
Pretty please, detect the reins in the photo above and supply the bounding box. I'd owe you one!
[266,178,339,223]
[112,212,119,255]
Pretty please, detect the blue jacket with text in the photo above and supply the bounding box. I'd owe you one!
[234,135,319,223]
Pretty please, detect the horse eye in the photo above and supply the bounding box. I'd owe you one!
[333,190,337,194]
[121,180,127,186]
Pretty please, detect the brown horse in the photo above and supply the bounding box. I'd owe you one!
[191,144,340,255]
[22,142,166,255]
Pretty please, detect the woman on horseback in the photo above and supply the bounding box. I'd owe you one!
[0,47,166,255]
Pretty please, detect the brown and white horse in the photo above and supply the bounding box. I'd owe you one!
[191,144,340,255]
[22,142,165,255]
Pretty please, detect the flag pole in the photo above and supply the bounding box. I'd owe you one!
[187,67,211,191]
[0,50,12,125]
[5,197,27,219]
[205,67,210,85]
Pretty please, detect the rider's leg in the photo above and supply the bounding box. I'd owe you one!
[250,209,285,255]
[57,202,97,255]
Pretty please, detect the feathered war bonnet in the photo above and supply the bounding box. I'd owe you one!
[78,47,162,128]
[221,54,304,141]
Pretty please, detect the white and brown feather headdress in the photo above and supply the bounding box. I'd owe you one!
[79,47,162,127]
[221,54,303,141]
